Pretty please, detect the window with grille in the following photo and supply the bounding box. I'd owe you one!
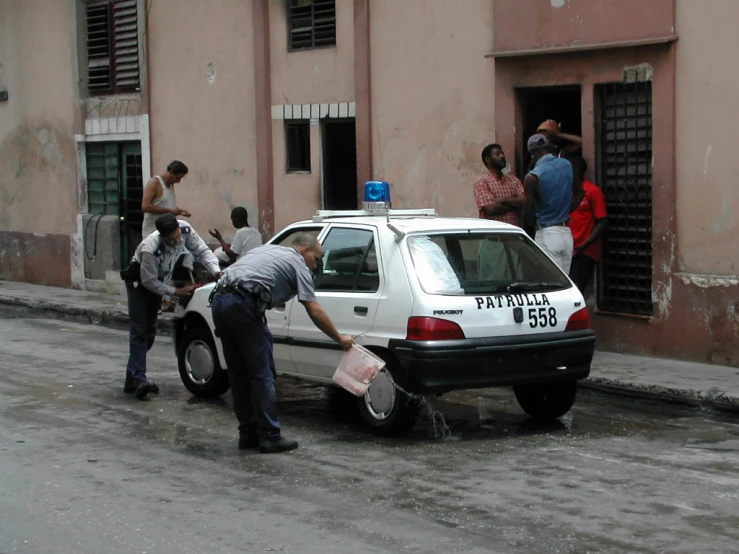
[595,82,653,316]
[285,121,311,172]
[85,0,140,95]
[288,0,336,51]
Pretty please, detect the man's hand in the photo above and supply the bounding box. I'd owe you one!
[214,271,225,279]
[338,335,355,351]
[176,207,192,217]
[208,228,223,241]
[174,284,198,298]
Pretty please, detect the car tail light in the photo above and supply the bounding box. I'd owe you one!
[406,317,466,341]
[565,307,591,331]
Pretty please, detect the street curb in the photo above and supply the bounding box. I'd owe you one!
[0,296,175,335]
[580,378,739,415]
[2,294,738,414]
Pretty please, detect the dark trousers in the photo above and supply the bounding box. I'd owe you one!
[211,293,280,439]
[126,282,162,381]
[569,253,597,295]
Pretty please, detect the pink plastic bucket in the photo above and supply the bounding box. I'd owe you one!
[332,344,387,397]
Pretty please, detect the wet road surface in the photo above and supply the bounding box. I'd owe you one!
[0,313,738,553]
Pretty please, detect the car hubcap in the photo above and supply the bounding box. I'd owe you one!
[363,370,396,420]
[185,340,214,384]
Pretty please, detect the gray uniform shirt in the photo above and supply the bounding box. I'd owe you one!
[134,220,220,296]
[220,244,317,308]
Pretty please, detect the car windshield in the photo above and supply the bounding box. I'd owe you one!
[406,232,572,295]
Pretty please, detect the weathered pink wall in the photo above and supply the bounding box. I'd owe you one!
[0,0,78,286]
[147,0,259,243]
[269,1,356,232]
[369,0,495,217]
[493,0,675,53]
[675,0,739,276]
[269,1,355,105]
[0,0,78,235]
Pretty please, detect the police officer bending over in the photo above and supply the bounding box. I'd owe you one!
[211,232,354,454]
[123,214,222,399]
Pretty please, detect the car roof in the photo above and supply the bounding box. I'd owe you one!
[288,215,522,234]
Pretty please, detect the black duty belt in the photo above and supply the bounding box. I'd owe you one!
[208,282,272,316]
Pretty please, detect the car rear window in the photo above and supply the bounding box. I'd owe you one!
[406,232,571,295]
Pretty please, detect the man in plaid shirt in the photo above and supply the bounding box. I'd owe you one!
[473,143,525,227]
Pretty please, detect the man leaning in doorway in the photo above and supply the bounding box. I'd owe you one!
[567,156,607,295]
[522,134,583,274]
[141,160,192,237]
[473,143,525,279]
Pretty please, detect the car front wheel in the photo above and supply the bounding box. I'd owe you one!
[356,359,421,437]
[177,327,230,398]
[513,379,577,421]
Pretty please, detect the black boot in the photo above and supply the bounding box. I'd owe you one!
[259,436,298,454]
[124,371,137,393]
[135,379,157,400]
[238,435,260,449]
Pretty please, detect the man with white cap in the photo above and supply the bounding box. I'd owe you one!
[522,134,583,274]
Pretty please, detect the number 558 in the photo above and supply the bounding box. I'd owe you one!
[528,307,557,328]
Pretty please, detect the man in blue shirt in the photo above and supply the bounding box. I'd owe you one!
[522,134,584,273]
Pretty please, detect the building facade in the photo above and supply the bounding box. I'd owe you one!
[0,0,737,366]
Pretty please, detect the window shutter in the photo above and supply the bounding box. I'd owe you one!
[312,0,336,48]
[112,0,140,91]
[289,0,336,51]
[86,3,112,93]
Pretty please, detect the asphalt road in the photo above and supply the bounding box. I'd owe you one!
[1,312,738,554]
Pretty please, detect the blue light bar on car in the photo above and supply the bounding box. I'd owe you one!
[362,181,391,209]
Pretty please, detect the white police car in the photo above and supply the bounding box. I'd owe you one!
[174,182,595,436]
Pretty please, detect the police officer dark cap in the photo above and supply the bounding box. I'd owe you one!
[155,214,180,235]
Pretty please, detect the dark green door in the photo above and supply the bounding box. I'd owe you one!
[86,141,143,268]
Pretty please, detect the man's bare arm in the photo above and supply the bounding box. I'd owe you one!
[569,178,585,214]
[301,300,354,350]
[141,177,188,216]
[575,218,607,253]
[522,174,539,239]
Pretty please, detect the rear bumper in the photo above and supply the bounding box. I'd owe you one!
[388,330,595,394]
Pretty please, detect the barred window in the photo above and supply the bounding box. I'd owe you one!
[595,81,653,316]
[85,0,140,95]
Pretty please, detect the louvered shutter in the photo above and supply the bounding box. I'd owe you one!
[86,3,112,93]
[112,0,140,91]
[288,0,336,51]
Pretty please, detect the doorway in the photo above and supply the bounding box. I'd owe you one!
[322,119,358,210]
[516,86,582,177]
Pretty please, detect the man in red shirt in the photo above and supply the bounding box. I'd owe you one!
[567,156,608,294]
[473,143,525,227]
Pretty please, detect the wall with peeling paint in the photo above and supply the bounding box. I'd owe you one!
[0,0,78,235]
[146,0,259,244]
[0,0,78,286]
[369,0,495,218]
[675,0,739,277]
[269,1,355,105]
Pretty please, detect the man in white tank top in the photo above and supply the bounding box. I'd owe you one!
[141,160,192,237]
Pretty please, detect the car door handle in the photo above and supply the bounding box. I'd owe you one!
[354,306,368,316]
[273,303,286,312]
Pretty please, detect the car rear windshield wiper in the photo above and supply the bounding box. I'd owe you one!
[500,282,568,292]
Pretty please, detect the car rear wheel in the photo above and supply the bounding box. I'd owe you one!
[513,379,577,421]
[177,327,230,398]
[356,358,421,437]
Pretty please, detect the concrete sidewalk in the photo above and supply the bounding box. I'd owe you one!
[1,279,737,413]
